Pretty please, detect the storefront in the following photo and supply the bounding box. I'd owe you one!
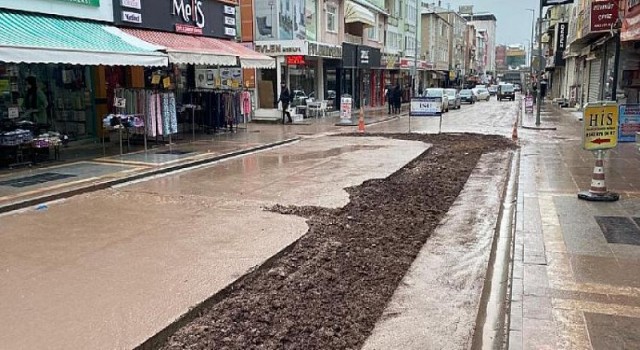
[0,5,167,168]
[111,0,274,137]
[253,40,341,116]
[339,43,381,109]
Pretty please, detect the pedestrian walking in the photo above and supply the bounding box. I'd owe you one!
[392,83,402,114]
[278,82,293,124]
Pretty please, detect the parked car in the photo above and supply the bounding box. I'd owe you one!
[497,83,516,101]
[514,84,522,92]
[445,88,461,109]
[424,88,449,113]
[473,87,490,101]
[488,85,498,96]
[459,89,477,104]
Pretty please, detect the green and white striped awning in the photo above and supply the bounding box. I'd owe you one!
[0,10,168,66]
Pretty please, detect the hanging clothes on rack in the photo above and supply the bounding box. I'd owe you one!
[241,90,251,120]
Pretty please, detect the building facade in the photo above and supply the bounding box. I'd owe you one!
[462,13,497,77]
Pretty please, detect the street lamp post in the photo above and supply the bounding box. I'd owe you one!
[526,8,535,75]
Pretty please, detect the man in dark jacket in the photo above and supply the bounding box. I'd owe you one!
[278,83,293,124]
[392,83,402,114]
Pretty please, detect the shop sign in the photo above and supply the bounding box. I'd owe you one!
[554,22,568,67]
[583,102,619,150]
[591,0,618,33]
[525,96,534,113]
[342,43,358,67]
[55,0,100,6]
[357,46,381,68]
[8,107,19,119]
[399,59,415,69]
[121,0,141,10]
[113,0,233,38]
[254,40,308,56]
[308,42,342,58]
[619,104,640,142]
[340,97,352,122]
[286,55,306,65]
[410,97,442,116]
[122,11,142,23]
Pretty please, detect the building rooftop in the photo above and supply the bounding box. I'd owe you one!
[461,14,497,22]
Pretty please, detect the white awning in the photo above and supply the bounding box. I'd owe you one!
[345,0,376,27]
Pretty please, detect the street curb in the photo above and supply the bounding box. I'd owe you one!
[522,125,558,131]
[0,138,300,214]
[334,113,407,126]
[471,148,520,350]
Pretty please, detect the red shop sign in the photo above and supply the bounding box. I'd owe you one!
[591,0,618,33]
[286,55,306,65]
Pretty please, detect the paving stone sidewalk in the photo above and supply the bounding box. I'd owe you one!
[509,104,640,349]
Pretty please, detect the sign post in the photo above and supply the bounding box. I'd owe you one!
[339,96,353,125]
[525,95,534,113]
[578,102,619,202]
[410,97,443,134]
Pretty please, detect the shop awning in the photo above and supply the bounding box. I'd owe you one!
[0,10,168,66]
[622,14,640,42]
[211,41,275,69]
[345,1,376,27]
[122,29,238,66]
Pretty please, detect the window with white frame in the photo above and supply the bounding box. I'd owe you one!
[405,33,416,55]
[326,3,337,32]
[393,0,401,17]
[386,31,402,51]
[367,17,379,40]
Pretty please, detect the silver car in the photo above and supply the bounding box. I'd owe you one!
[445,89,461,109]
[424,88,450,113]
[472,87,491,101]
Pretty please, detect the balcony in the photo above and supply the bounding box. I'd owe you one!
[345,33,363,45]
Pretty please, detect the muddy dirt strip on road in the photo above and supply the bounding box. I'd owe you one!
[158,133,516,350]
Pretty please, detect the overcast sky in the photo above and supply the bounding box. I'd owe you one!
[435,0,541,46]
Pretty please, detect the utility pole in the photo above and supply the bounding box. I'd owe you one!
[414,0,419,97]
[536,2,543,126]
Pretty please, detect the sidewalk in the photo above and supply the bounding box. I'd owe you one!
[0,108,405,213]
[509,104,640,349]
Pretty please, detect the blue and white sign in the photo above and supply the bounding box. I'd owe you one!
[410,97,442,116]
[619,104,640,142]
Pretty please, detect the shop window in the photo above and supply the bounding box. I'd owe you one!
[326,3,337,33]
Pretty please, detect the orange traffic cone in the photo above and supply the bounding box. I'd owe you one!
[358,108,365,133]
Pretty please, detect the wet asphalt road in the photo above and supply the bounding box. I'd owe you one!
[0,97,519,350]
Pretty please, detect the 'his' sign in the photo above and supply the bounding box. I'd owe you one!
[583,102,618,150]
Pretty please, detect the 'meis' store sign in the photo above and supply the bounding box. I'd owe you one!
[114,0,237,38]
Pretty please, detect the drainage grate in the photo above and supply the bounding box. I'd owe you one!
[595,216,640,246]
[155,150,193,155]
[0,172,77,188]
